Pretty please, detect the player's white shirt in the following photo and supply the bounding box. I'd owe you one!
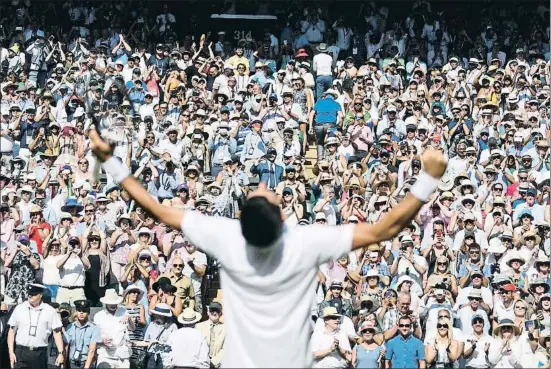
[181,211,354,368]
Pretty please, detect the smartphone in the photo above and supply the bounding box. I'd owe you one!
[283,40,288,46]
[524,320,535,331]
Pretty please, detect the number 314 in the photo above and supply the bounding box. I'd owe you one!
[234,30,251,40]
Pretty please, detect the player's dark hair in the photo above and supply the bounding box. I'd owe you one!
[240,196,282,248]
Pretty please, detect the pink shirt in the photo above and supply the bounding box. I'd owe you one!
[1,218,15,243]
[347,124,373,152]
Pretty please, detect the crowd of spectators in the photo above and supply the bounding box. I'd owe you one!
[0,0,550,368]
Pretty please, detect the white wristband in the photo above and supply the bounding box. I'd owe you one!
[101,157,130,184]
[410,172,439,203]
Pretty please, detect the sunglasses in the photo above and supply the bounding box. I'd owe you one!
[139,257,151,261]
[85,209,95,214]
[173,264,184,268]
[468,297,481,301]
[437,262,448,266]
[473,319,484,325]
[88,237,100,242]
[79,161,88,165]
[437,324,448,329]
[399,324,411,328]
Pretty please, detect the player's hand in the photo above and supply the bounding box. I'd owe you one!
[247,182,280,206]
[9,352,16,368]
[89,126,114,162]
[421,148,448,179]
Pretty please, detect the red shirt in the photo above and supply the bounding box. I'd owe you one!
[28,222,51,254]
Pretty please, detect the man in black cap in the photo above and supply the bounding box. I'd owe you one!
[7,283,64,369]
[196,301,225,368]
[318,281,353,318]
[65,300,102,369]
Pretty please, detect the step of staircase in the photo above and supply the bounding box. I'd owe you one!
[304,146,318,178]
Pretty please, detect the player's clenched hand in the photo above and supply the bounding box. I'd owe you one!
[89,126,114,162]
[421,148,448,179]
[247,182,280,206]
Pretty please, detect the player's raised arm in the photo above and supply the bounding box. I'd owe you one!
[351,149,448,250]
[89,127,185,230]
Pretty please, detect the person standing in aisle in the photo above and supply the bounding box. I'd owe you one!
[7,283,64,369]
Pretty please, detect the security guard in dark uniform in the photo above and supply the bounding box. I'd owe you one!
[64,300,102,368]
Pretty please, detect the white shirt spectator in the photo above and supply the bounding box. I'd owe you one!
[311,328,351,368]
[169,327,210,368]
[93,307,132,360]
[313,53,333,76]
[454,286,494,310]
[58,254,86,287]
[463,333,494,368]
[452,228,489,251]
[300,19,326,44]
[7,300,62,347]
[457,307,490,336]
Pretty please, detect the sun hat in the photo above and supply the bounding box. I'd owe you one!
[521,230,541,245]
[358,320,380,334]
[322,306,341,319]
[116,213,132,226]
[133,226,154,240]
[151,303,173,317]
[61,198,84,213]
[178,308,202,325]
[506,252,526,267]
[123,285,145,301]
[529,278,550,294]
[100,289,123,305]
[468,289,483,299]
[493,319,520,336]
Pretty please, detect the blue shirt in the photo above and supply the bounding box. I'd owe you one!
[64,321,102,363]
[313,97,341,125]
[385,334,425,369]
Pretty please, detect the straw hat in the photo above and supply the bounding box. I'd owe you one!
[100,289,123,305]
[493,319,520,336]
[322,306,341,319]
[521,230,541,245]
[178,308,202,325]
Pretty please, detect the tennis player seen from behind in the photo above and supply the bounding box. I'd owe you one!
[89,127,448,368]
